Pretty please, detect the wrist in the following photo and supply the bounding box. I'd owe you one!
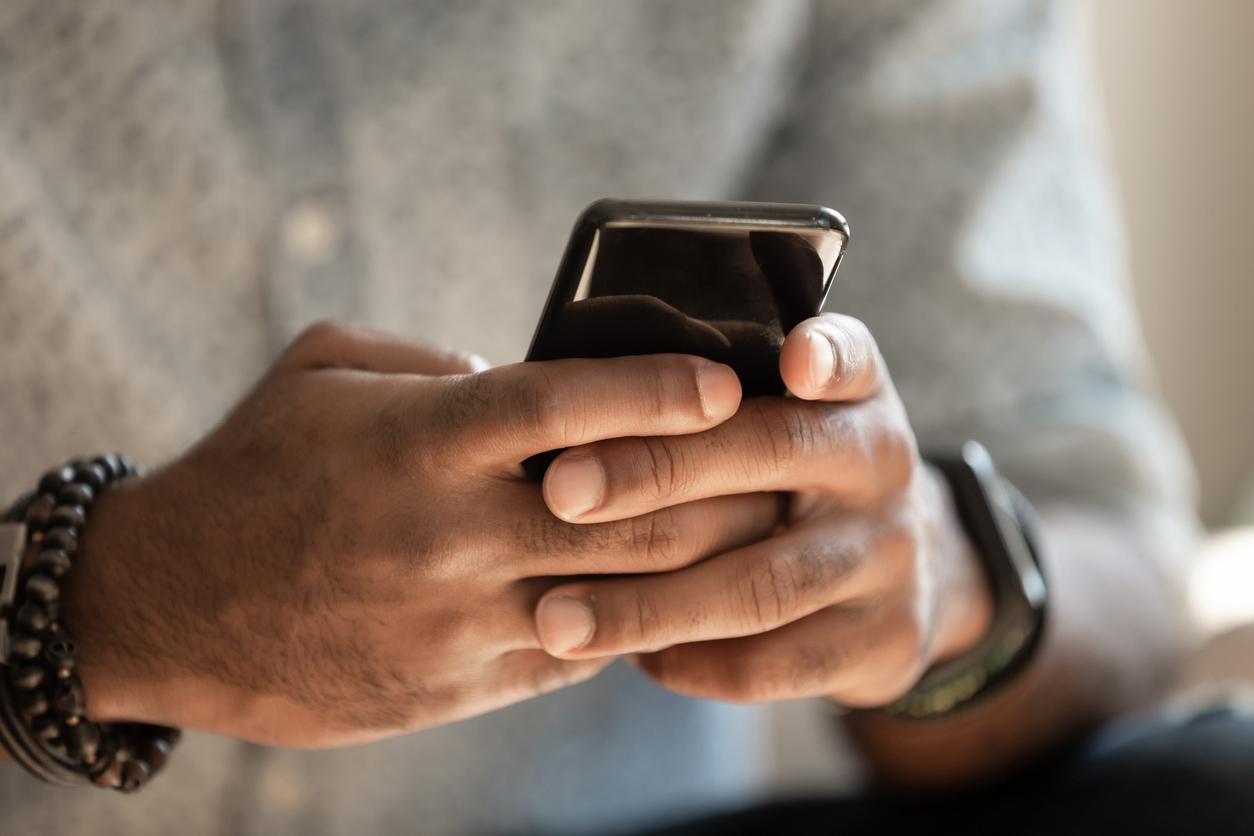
[61,476,182,726]
[66,469,248,737]
[924,464,995,664]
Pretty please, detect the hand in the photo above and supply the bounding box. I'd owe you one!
[63,322,782,746]
[533,313,994,707]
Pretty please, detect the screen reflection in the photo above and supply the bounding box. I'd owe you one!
[528,224,835,397]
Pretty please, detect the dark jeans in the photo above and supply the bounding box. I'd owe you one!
[645,707,1254,836]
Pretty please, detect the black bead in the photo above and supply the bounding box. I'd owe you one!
[37,548,72,579]
[57,482,94,508]
[49,504,87,529]
[43,527,77,554]
[7,632,41,660]
[38,466,75,496]
[119,758,151,793]
[17,688,48,716]
[9,664,44,690]
[16,601,51,632]
[25,573,59,605]
[44,736,67,758]
[73,462,107,491]
[30,713,59,740]
[43,637,77,668]
[142,737,171,774]
[23,494,56,531]
[65,720,102,763]
[93,454,123,481]
[51,678,85,716]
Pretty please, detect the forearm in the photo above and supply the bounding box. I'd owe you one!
[843,504,1188,789]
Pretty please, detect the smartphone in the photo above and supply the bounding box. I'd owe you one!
[523,198,850,479]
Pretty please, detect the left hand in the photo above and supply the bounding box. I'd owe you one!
[532,313,994,707]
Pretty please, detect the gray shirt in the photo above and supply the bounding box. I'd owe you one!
[0,1,1197,834]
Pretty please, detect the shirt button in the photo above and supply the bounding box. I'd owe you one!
[281,196,343,267]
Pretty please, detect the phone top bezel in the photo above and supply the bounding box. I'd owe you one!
[525,198,850,361]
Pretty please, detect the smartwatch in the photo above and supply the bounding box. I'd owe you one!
[882,440,1048,719]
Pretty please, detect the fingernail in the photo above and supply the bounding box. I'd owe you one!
[544,456,605,520]
[806,330,835,393]
[696,362,741,420]
[536,595,596,655]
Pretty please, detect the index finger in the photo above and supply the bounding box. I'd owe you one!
[447,354,742,467]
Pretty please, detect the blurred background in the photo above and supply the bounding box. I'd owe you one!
[1092,0,1254,531]
[1092,1,1254,664]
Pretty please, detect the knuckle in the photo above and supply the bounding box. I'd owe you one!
[670,356,708,419]
[513,367,576,445]
[296,319,344,348]
[787,642,849,695]
[640,362,676,423]
[431,372,492,446]
[745,404,815,481]
[626,587,664,648]
[638,437,695,500]
[367,390,437,476]
[282,319,345,368]
[877,517,923,581]
[872,419,917,494]
[737,551,802,632]
[846,611,927,706]
[832,413,881,504]
[629,506,683,566]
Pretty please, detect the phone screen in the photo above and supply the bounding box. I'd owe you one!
[528,218,845,397]
[522,200,847,480]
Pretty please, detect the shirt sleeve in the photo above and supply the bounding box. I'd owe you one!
[746,0,1200,575]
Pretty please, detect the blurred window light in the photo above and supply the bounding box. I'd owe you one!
[1189,527,1254,635]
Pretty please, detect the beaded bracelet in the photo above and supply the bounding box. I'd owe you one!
[0,455,180,792]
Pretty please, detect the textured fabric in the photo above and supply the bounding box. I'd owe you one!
[0,1,1197,834]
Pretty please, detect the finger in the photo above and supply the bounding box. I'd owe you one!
[544,396,913,522]
[779,313,883,402]
[446,354,742,466]
[632,600,925,706]
[489,649,614,704]
[533,515,907,658]
[280,320,489,376]
[503,488,784,577]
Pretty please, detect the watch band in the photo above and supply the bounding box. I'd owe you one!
[881,440,1048,719]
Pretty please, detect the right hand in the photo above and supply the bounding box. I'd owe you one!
[61,322,779,748]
